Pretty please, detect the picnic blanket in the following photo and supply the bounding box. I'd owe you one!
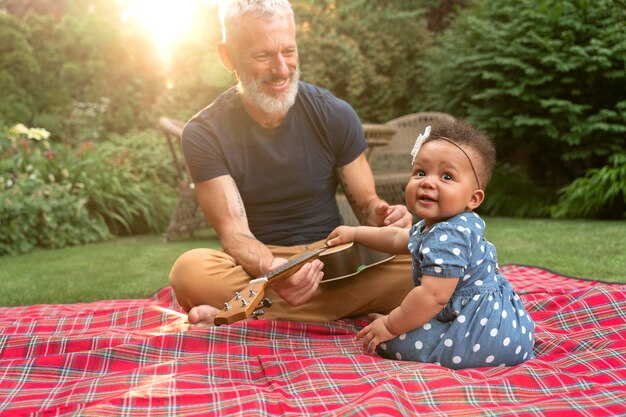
[1,265,625,416]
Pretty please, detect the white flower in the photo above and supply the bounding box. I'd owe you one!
[27,127,51,141]
[9,124,51,143]
[11,123,29,136]
[410,126,431,164]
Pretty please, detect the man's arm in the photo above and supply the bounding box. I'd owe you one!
[195,175,324,306]
[337,153,412,228]
[195,175,273,278]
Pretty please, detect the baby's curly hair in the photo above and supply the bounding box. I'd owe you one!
[428,120,496,189]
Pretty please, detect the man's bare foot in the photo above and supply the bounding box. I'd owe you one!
[187,305,221,329]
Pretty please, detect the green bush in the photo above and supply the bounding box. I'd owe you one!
[0,176,110,255]
[0,12,165,139]
[553,153,626,219]
[0,14,38,125]
[0,124,179,255]
[0,124,110,255]
[64,130,179,235]
[479,163,554,218]
[159,1,442,124]
[419,0,626,199]
[295,1,432,123]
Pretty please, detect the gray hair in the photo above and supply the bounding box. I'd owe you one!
[219,0,295,45]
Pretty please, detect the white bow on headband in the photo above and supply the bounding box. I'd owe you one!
[410,125,431,164]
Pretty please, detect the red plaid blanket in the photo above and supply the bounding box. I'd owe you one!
[1,265,625,416]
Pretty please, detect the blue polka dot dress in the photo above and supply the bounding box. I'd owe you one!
[377,212,535,369]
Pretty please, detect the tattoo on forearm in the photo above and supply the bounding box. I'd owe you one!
[337,167,367,224]
[232,178,246,218]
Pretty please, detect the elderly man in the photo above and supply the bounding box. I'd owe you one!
[169,0,413,327]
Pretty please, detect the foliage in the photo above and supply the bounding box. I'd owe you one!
[63,98,111,146]
[0,11,165,139]
[0,0,472,131]
[0,123,179,255]
[0,14,38,124]
[553,153,626,219]
[479,163,554,218]
[2,0,623,225]
[294,0,433,123]
[63,130,179,235]
[419,0,626,192]
[424,0,477,33]
[0,124,110,255]
[157,0,448,124]
[154,2,231,122]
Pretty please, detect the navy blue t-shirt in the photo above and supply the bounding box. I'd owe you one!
[181,82,367,246]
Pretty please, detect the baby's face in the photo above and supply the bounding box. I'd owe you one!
[405,139,483,228]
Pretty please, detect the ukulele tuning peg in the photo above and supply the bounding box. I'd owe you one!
[223,302,231,311]
[256,298,272,309]
[252,309,265,318]
[248,289,258,297]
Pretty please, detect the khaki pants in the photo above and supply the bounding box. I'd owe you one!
[169,240,413,322]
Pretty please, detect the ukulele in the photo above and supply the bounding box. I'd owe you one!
[214,241,395,326]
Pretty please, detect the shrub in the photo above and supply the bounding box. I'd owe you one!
[65,130,179,235]
[553,153,626,219]
[479,163,554,218]
[294,1,433,123]
[0,12,165,138]
[62,97,111,145]
[0,176,110,255]
[0,124,180,255]
[419,0,626,197]
[0,14,39,125]
[0,124,110,255]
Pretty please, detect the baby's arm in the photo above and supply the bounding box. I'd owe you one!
[387,274,458,334]
[356,274,459,353]
[326,225,410,255]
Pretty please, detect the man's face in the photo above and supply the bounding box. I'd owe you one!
[230,14,300,115]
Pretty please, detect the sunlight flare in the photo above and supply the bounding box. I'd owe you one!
[122,0,204,62]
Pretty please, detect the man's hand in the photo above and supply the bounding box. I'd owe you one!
[269,258,324,306]
[371,201,412,228]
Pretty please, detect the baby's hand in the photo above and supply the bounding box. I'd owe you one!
[355,313,397,354]
[326,226,356,247]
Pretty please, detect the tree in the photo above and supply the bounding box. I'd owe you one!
[294,0,433,123]
[0,7,165,139]
[419,0,626,190]
[156,1,232,122]
[0,14,39,125]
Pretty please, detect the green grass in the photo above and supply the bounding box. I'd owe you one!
[0,229,221,307]
[0,218,624,307]
[484,217,625,282]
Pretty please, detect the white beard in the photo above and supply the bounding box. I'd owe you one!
[237,67,300,115]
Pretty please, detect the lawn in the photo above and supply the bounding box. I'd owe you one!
[0,218,624,307]
[0,229,220,306]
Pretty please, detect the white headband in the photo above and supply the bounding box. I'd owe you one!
[410,125,431,164]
